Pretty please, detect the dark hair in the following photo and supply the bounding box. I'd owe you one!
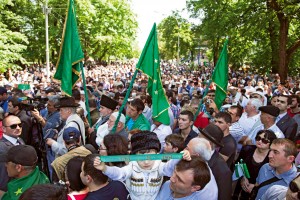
[9,96,22,108]
[230,105,243,118]
[207,89,215,94]
[72,89,81,101]
[103,134,128,167]
[88,99,97,108]
[176,156,210,189]
[215,112,232,123]
[279,95,292,105]
[66,156,86,192]
[19,184,67,200]
[180,110,194,122]
[165,134,185,152]
[129,98,145,112]
[272,138,298,157]
[83,154,108,185]
[256,129,277,145]
[291,94,300,104]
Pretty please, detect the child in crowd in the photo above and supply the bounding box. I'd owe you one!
[94,130,191,200]
[163,134,185,153]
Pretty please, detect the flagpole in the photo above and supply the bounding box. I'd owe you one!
[80,63,92,126]
[111,69,138,133]
[194,38,228,121]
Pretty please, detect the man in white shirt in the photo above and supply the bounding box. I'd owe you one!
[245,105,284,145]
[150,119,172,152]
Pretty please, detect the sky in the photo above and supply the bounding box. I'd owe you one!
[130,0,187,49]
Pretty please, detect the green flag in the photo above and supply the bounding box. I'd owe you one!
[2,167,49,200]
[212,39,229,109]
[136,23,170,125]
[54,0,84,96]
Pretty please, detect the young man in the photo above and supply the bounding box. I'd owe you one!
[125,98,150,131]
[163,134,185,153]
[80,154,129,200]
[275,95,298,140]
[174,110,198,147]
[287,94,300,117]
[156,156,214,199]
[252,139,298,200]
[214,112,237,169]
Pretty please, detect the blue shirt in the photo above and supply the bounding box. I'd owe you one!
[255,163,298,200]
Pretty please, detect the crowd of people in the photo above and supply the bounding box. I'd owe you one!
[0,61,300,200]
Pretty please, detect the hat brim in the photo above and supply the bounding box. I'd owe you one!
[198,128,224,147]
[54,103,80,108]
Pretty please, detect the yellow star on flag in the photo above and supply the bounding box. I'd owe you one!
[154,91,158,95]
[14,188,23,196]
[154,59,158,63]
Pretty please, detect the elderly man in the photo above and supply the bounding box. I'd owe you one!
[198,124,232,200]
[94,95,118,147]
[46,96,85,157]
[0,115,24,191]
[96,112,127,146]
[245,105,285,145]
[0,145,49,200]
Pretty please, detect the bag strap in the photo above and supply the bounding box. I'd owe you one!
[69,120,84,144]
[256,176,281,190]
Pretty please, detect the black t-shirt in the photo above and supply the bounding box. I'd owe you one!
[85,181,130,200]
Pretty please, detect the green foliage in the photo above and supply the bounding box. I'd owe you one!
[0,0,138,72]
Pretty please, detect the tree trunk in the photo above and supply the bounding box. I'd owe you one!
[278,16,289,82]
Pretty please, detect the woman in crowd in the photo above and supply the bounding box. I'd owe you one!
[65,156,88,200]
[232,129,277,200]
[99,134,128,167]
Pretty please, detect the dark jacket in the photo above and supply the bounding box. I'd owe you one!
[208,150,232,200]
[276,114,298,141]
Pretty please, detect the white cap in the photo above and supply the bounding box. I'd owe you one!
[111,112,125,124]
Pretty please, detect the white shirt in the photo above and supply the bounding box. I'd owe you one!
[249,123,285,144]
[151,124,172,152]
[238,112,261,135]
[3,134,18,145]
[276,112,287,123]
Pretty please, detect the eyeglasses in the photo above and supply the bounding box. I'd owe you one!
[255,135,270,144]
[4,123,23,129]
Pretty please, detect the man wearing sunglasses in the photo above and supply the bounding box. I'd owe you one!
[0,115,24,191]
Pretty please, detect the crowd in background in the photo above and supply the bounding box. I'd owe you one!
[0,61,300,200]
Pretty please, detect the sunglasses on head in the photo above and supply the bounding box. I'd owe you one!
[255,135,270,144]
[5,122,23,129]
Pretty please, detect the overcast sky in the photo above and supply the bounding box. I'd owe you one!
[131,0,186,49]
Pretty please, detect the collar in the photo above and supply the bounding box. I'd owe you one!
[3,134,18,145]
[278,112,287,120]
[267,164,298,184]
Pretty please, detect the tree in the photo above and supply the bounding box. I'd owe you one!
[0,0,28,72]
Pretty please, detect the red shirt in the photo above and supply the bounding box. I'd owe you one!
[287,108,300,118]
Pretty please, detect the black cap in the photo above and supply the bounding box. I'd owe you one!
[259,105,280,117]
[0,87,7,95]
[6,145,38,166]
[199,124,224,147]
[100,95,118,110]
[131,131,161,154]
[55,96,79,108]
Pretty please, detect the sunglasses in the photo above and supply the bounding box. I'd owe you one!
[5,123,23,129]
[255,135,270,144]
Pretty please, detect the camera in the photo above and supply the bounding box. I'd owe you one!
[21,97,48,112]
[206,99,212,104]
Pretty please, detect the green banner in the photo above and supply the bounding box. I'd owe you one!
[18,84,30,90]
[100,153,183,163]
